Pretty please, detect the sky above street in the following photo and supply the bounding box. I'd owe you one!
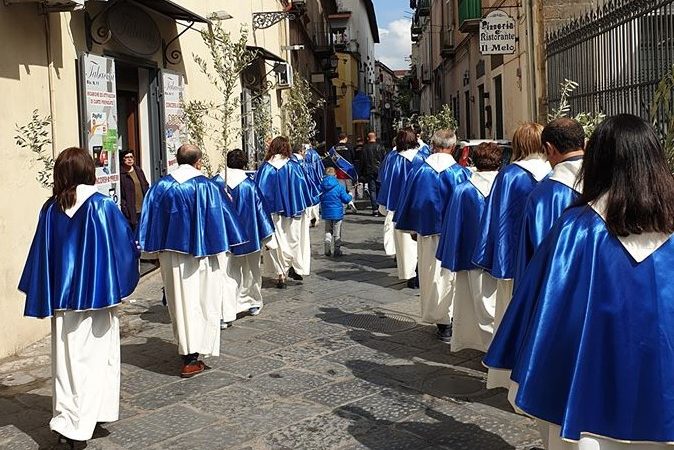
[372,0,413,70]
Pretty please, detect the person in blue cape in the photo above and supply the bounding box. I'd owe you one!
[213,149,275,327]
[394,129,470,342]
[377,146,398,256]
[377,128,429,283]
[515,118,585,281]
[471,122,550,389]
[304,142,325,226]
[138,144,246,378]
[290,143,319,275]
[19,147,139,445]
[437,142,502,353]
[484,114,674,449]
[255,136,314,288]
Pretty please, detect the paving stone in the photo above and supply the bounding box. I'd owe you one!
[245,368,331,398]
[191,385,276,417]
[120,365,178,397]
[219,356,286,378]
[107,404,217,447]
[341,426,434,449]
[128,370,241,409]
[303,378,383,407]
[301,359,358,380]
[345,389,427,422]
[220,338,282,359]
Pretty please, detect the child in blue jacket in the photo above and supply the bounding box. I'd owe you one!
[320,167,354,256]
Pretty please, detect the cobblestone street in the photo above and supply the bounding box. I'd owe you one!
[0,209,542,450]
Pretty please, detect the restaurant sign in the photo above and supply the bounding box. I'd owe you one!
[479,10,517,55]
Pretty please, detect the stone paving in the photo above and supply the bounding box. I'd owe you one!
[0,205,543,449]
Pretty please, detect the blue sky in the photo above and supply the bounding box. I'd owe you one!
[372,0,413,70]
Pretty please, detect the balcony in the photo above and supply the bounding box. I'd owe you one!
[440,30,455,59]
[417,0,430,17]
[459,0,481,33]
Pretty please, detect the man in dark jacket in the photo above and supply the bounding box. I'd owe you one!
[360,132,387,215]
[320,167,354,257]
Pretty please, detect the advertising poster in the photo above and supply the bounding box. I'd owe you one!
[162,71,187,173]
[80,53,120,203]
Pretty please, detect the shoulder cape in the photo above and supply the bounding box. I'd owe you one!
[138,174,247,257]
[213,175,275,256]
[254,159,314,218]
[485,206,674,442]
[394,160,469,236]
[376,149,428,213]
[19,194,140,318]
[472,164,548,279]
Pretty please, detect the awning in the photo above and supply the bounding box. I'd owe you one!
[132,0,210,23]
[247,46,285,63]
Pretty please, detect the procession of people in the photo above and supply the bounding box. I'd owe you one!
[17,114,674,449]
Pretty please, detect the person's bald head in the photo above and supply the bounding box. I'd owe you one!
[176,144,202,167]
[367,131,376,142]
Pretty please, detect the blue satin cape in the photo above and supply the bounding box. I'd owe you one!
[254,159,314,218]
[394,162,469,236]
[20,194,140,318]
[472,164,547,279]
[328,147,358,182]
[376,150,428,212]
[514,179,580,280]
[213,175,275,256]
[437,180,487,272]
[305,148,326,186]
[138,174,247,257]
[484,206,674,442]
[292,154,321,205]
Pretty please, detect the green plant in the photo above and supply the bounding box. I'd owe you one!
[651,64,674,170]
[281,75,325,145]
[182,100,214,175]
[417,105,458,142]
[15,110,54,189]
[548,79,605,136]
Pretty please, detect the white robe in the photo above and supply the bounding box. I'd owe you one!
[308,204,321,225]
[263,214,309,276]
[228,252,263,313]
[381,208,397,256]
[487,278,515,389]
[418,235,454,325]
[394,226,418,280]
[450,270,498,353]
[159,251,228,356]
[50,308,120,441]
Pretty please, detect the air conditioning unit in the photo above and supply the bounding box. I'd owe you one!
[275,62,294,89]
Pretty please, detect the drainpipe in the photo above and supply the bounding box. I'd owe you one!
[43,10,58,156]
[523,0,538,121]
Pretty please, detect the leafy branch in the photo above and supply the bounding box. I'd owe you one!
[281,75,325,145]
[549,79,605,137]
[15,110,54,189]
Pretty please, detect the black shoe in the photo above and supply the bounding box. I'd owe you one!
[333,250,343,257]
[406,276,419,289]
[288,267,303,281]
[325,251,332,257]
[310,218,317,227]
[55,432,76,449]
[275,278,287,289]
[436,323,452,343]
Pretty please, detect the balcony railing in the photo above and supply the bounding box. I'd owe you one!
[440,30,455,59]
[417,0,430,17]
[459,0,481,33]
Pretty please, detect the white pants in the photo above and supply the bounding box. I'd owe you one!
[228,252,263,314]
[418,236,454,325]
[540,422,668,450]
[451,270,498,353]
[382,209,396,256]
[159,252,225,357]
[307,204,320,225]
[50,308,120,441]
[394,229,418,280]
[487,278,515,389]
[263,214,309,277]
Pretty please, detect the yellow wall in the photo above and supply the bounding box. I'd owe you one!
[0,0,290,358]
[333,52,359,140]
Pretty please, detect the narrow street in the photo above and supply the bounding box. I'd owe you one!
[0,209,541,450]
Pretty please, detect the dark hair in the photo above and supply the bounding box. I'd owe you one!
[53,147,96,211]
[338,133,348,141]
[395,128,417,152]
[292,143,304,154]
[176,144,202,165]
[473,142,503,171]
[578,114,674,236]
[227,149,247,169]
[542,118,585,154]
[119,150,134,163]
[265,136,292,160]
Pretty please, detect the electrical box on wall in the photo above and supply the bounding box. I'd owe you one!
[275,62,294,89]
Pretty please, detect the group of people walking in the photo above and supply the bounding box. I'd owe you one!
[380,115,674,449]
[16,110,674,449]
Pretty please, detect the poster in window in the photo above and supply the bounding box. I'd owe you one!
[162,71,187,173]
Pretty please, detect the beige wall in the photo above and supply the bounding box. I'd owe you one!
[0,0,291,358]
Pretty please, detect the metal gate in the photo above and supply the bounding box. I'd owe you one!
[546,0,674,134]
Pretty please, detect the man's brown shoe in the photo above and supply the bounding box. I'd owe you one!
[180,360,205,378]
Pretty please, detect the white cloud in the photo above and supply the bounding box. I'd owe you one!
[375,18,412,70]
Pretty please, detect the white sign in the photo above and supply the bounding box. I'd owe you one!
[161,71,187,173]
[480,10,516,55]
[80,53,120,203]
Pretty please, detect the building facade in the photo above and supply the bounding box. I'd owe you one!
[373,61,399,146]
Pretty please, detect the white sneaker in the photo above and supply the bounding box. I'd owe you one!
[220,320,232,329]
[249,307,261,316]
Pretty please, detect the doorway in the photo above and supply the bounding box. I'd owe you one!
[494,74,504,139]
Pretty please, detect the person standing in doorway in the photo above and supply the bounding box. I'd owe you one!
[19,147,140,446]
[119,150,149,231]
[360,131,387,216]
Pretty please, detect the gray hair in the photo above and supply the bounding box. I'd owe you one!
[430,129,457,150]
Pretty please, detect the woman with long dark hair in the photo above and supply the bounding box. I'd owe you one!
[485,114,674,448]
[119,150,149,231]
[255,136,314,288]
[19,147,139,446]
